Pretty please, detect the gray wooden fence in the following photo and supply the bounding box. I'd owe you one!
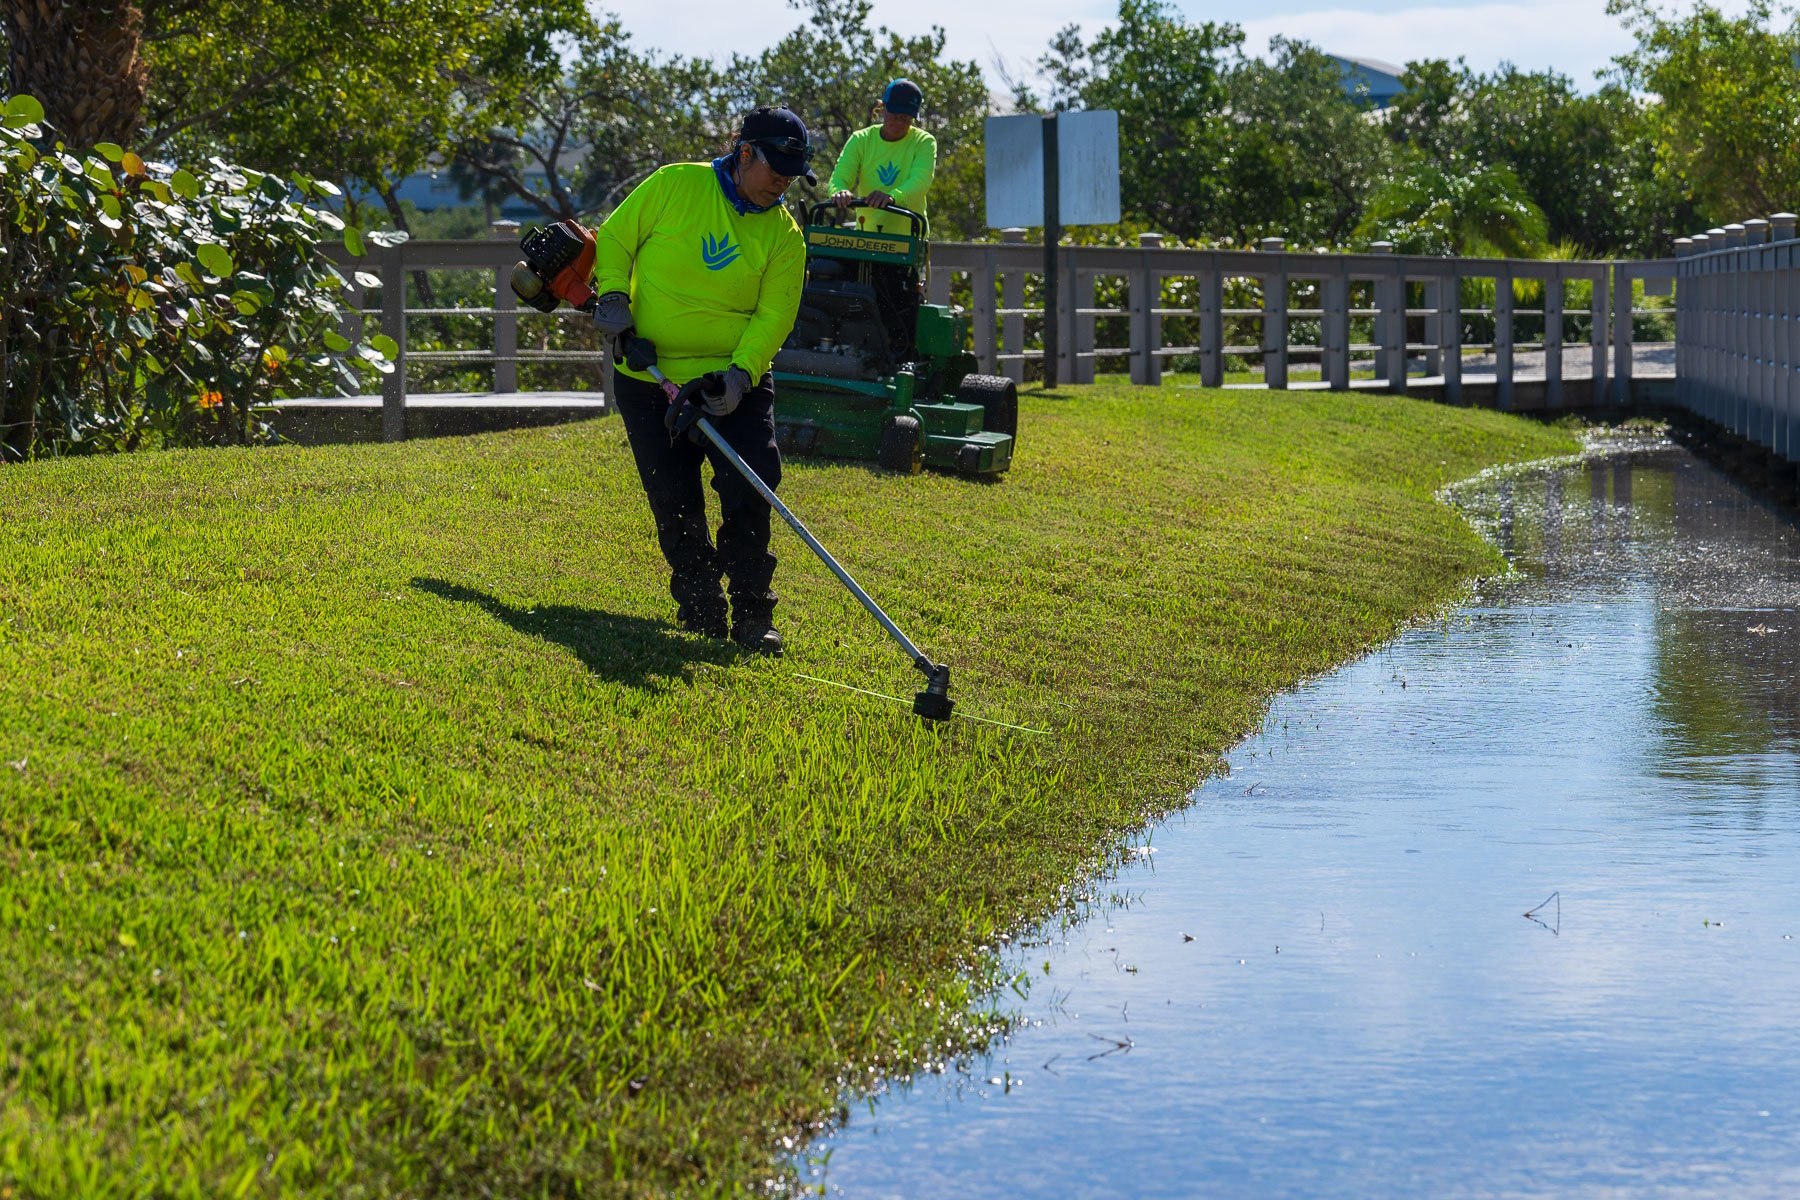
[328,227,1680,440]
[1673,214,1799,465]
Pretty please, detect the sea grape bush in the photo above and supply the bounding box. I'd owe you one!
[0,94,399,459]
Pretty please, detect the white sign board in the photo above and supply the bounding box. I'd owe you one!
[984,110,1121,228]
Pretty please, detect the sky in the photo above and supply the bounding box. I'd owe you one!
[610,0,1755,92]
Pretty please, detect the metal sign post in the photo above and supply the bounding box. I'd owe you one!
[1042,114,1060,389]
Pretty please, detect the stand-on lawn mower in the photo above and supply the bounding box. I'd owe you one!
[772,200,1017,477]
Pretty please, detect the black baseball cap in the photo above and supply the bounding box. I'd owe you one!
[882,79,924,117]
[740,106,817,184]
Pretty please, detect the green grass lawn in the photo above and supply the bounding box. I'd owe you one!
[0,381,1575,1197]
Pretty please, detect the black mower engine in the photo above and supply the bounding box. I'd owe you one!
[775,248,922,381]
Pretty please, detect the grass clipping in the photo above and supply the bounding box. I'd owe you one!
[0,380,1574,1196]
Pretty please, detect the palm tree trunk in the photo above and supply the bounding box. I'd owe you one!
[0,0,148,148]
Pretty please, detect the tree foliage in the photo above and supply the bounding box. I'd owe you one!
[1222,38,1391,245]
[732,0,990,237]
[1609,0,1800,226]
[1028,1,1240,241]
[0,94,394,458]
[449,12,721,222]
[1357,157,1548,256]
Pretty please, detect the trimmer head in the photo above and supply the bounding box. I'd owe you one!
[912,663,954,723]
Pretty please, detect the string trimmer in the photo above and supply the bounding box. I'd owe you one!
[509,221,956,722]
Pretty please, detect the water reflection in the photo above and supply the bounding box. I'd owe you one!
[810,442,1800,1199]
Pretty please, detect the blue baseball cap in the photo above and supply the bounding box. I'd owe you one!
[882,79,923,117]
[740,106,817,184]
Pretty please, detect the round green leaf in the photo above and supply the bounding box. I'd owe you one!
[3,95,44,128]
[170,168,200,200]
[343,226,366,257]
[94,142,124,163]
[368,334,399,360]
[196,244,235,278]
[323,330,352,352]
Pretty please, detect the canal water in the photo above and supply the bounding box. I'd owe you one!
[806,441,1800,1198]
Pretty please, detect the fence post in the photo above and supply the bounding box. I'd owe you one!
[1613,263,1636,407]
[1071,264,1096,384]
[380,243,407,441]
[1000,228,1026,384]
[1494,262,1514,409]
[1422,279,1443,377]
[1441,270,1462,403]
[973,245,999,375]
[491,220,520,394]
[1132,233,1163,386]
[1323,266,1349,391]
[1259,238,1288,390]
[1544,268,1564,409]
[1199,259,1223,388]
[928,265,951,306]
[1370,243,1404,392]
[1588,265,1607,407]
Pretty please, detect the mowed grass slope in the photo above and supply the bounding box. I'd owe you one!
[0,382,1574,1196]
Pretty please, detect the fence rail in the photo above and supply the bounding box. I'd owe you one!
[326,229,1680,442]
[1673,215,1800,464]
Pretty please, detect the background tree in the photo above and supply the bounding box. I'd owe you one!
[1357,158,1548,256]
[1609,0,1800,224]
[731,0,990,238]
[0,0,147,146]
[1039,0,1240,241]
[449,14,723,221]
[1221,37,1391,245]
[1387,57,1690,255]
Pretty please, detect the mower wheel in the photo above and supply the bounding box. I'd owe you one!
[956,374,1018,439]
[877,413,922,474]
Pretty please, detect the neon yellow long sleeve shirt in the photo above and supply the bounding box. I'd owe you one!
[594,162,805,386]
[827,125,937,236]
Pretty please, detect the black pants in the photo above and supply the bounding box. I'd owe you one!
[612,370,781,625]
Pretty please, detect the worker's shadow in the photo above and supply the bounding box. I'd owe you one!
[411,577,735,691]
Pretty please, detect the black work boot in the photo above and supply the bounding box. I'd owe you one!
[675,593,729,640]
[730,615,783,657]
[673,573,729,639]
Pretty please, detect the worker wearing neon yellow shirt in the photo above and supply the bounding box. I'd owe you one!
[591,106,812,656]
[828,78,936,236]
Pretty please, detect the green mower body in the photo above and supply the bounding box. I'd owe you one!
[772,202,1016,476]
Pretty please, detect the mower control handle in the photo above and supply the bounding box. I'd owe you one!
[807,198,926,239]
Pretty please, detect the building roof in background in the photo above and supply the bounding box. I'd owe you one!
[1328,53,1406,109]
[1333,54,1405,79]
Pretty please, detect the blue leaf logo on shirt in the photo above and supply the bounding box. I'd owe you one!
[877,162,900,187]
[701,233,740,271]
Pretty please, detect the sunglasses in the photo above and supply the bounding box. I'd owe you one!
[748,143,802,187]
[748,135,815,166]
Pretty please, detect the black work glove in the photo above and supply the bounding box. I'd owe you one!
[705,365,752,417]
[663,374,719,445]
[620,334,658,374]
[592,291,633,337]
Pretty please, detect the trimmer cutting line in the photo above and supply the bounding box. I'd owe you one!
[793,673,1048,736]
[510,221,957,722]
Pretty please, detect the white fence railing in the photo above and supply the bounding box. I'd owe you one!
[1674,215,1799,465]
[330,231,1682,441]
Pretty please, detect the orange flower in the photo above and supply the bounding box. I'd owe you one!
[198,390,223,409]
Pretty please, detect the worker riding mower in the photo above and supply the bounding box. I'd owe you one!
[772,199,1016,476]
